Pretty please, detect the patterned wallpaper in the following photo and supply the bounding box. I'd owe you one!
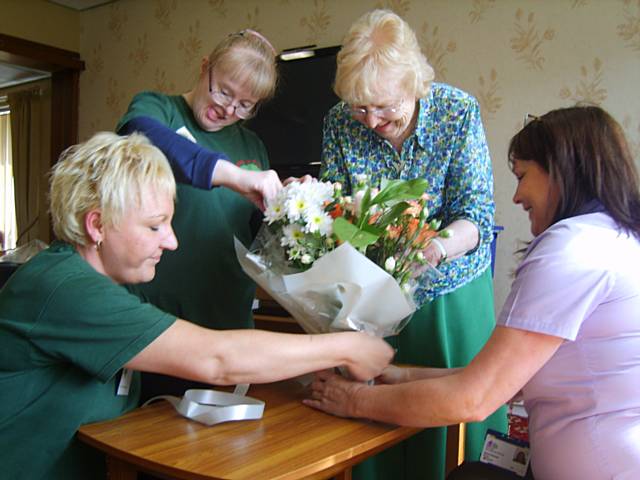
[76,0,639,310]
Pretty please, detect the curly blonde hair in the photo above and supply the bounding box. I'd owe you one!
[335,10,434,105]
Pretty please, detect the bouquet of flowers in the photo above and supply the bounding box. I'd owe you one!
[235,174,448,337]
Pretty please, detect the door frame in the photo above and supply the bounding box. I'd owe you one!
[0,33,85,167]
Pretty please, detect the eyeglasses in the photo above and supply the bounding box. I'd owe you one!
[348,103,402,119]
[523,113,539,127]
[208,68,256,119]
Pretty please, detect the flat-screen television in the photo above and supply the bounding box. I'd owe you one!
[245,45,340,179]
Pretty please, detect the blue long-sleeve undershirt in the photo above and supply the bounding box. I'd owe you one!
[117,115,229,190]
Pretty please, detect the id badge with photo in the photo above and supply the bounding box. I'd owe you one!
[480,429,530,477]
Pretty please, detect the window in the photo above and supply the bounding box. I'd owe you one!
[0,97,17,252]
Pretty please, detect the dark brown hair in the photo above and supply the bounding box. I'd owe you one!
[508,105,640,239]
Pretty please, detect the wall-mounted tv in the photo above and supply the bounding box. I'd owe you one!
[245,45,340,180]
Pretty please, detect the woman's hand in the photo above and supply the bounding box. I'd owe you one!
[342,332,394,381]
[283,174,315,185]
[213,160,282,210]
[423,240,445,268]
[375,364,409,384]
[303,369,367,418]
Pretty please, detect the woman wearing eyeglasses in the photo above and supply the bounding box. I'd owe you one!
[116,31,281,397]
[320,10,505,480]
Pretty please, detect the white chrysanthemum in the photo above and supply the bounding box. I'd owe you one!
[284,191,307,222]
[264,200,286,224]
[287,245,303,260]
[281,223,305,247]
[283,180,334,222]
[303,181,333,211]
[304,209,333,236]
[300,254,313,265]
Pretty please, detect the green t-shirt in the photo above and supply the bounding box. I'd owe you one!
[0,242,175,479]
[117,92,268,329]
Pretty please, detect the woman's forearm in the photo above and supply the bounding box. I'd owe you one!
[129,320,392,385]
[206,329,373,384]
[404,366,462,382]
[352,373,484,427]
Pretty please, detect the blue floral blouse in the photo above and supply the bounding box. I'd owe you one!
[320,83,495,303]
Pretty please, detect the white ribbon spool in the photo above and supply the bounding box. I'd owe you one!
[143,388,265,426]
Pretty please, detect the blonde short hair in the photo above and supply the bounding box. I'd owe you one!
[209,30,278,102]
[335,10,435,105]
[50,132,176,246]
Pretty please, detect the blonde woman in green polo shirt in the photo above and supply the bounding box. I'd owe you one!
[0,132,392,480]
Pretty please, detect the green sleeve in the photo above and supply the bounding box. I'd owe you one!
[116,91,174,131]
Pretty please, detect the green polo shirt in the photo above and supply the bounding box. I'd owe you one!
[0,242,175,479]
[118,92,268,329]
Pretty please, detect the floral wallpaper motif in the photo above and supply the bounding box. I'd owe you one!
[477,68,502,120]
[617,0,640,53]
[153,68,176,94]
[374,0,411,17]
[300,0,331,44]
[469,0,496,24]
[105,77,126,118]
[559,58,607,105]
[129,34,150,77]
[208,0,228,17]
[107,3,127,42]
[154,0,178,29]
[510,9,555,70]
[418,22,457,82]
[87,44,104,83]
[68,0,639,312]
[178,21,203,68]
[245,6,262,31]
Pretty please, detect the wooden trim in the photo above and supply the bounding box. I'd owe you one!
[0,33,84,167]
[0,33,84,242]
[50,69,80,166]
[0,33,84,72]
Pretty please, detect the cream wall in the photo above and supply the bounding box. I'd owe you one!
[75,0,639,312]
[0,0,80,52]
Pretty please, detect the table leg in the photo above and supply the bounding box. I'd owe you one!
[106,455,137,480]
[333,467,352,480]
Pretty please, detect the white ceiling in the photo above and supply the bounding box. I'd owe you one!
[0,62,50,90]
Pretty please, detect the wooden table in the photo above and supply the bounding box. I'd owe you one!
[78,379,421,480]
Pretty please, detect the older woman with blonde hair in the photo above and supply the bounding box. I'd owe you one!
[320,9,506,480]
[0,132,393,480]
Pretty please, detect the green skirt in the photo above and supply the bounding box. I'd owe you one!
[354,269,508,480]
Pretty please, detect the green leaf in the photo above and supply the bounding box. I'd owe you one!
[374,201,410,228]
[371,178,429,205]
[333,217,383,249]
[357,187,373,227]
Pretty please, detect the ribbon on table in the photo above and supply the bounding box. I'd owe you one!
[143,388,265,426]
